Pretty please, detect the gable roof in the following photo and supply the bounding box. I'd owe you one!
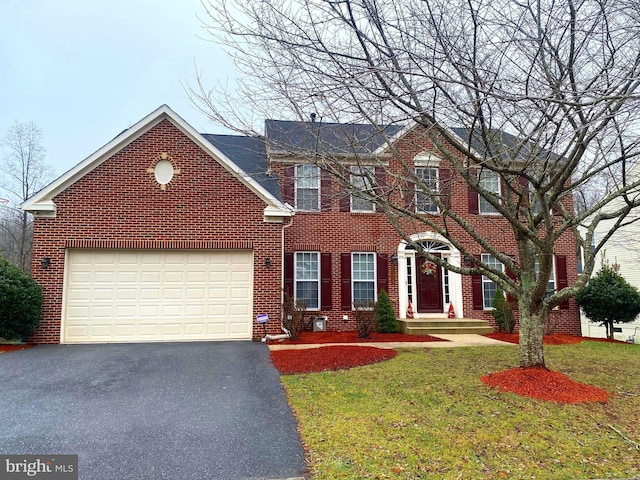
[449,127,563,165]
[21,105,292,220]
[202,134,281,201]
[265,119,403,157]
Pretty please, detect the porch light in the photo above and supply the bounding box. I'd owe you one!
[390,254,398,265]
[264,257,272,268]
[40,257,51,270]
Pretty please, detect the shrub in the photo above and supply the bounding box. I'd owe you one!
[376,290,398,333]
[354,301,377,339]
[492,288,515,333]
[576,262,640,339]
[0,256,42,341]
[282,292,307,340]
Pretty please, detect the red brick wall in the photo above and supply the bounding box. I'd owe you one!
[274,126,581,335]
[30,119,284,343]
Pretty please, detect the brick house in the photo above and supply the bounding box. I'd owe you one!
[22,105,581,343]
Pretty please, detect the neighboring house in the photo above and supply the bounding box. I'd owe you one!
[580,176,640,342]
[22,105,581,344]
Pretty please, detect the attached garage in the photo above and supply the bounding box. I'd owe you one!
[62,249,254,343]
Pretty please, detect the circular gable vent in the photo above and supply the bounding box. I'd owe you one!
[154,159,174,186]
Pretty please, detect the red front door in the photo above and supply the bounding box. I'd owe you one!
[416,255,444,313]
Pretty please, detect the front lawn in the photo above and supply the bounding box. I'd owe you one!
[282,341,640,479]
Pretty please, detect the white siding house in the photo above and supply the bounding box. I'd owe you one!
[580,173,640,342]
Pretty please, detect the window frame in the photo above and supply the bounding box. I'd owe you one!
[294,251,320,310]
[294,164,320,212]
[534,256,556,299]
[415,166,439,214]
[481,253,504,310]
[478,170,501,215]
[350,165,376,213]
[351,252,377,308]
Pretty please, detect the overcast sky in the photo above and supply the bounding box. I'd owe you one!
[0,0,236,182]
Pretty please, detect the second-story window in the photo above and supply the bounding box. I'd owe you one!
[478,170,500,214]
[350,166,375,212]
[295,164,320,211]
[415,167,439,213]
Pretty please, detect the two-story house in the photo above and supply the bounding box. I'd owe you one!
[22,105,581,344]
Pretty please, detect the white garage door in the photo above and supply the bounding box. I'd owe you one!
[63,249,253,343]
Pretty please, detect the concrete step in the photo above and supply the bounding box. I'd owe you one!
[398,318,494,336]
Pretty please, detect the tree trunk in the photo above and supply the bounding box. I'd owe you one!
[518,305,546,368]
[606,320,613,340]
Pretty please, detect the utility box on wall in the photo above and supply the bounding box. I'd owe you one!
[312,316,327,332]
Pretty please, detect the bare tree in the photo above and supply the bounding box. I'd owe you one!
[1,122,53,272]
[191,0,640,368]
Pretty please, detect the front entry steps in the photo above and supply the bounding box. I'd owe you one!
[398,318,494,335]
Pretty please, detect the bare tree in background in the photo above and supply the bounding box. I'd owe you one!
[1,122,53,272]
[191,0,640,368]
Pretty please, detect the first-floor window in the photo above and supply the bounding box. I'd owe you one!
[481,253,504,309]
[352,252,376,307]
[534,257,556,298]
[295,252,319,309]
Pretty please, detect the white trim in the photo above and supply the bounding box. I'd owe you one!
[21,105,293,221]
[413,152,442,167]
[397,232,463,318]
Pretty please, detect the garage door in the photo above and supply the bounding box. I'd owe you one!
[62,250,253,343]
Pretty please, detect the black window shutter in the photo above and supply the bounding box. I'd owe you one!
[321,253,332,310]
[341,253,352,310]
[284,252,294,298]
[320,170,332,211]
[339,166,351,212]
[468,170,479,214]
[376,253,389,294]
[505,255,517,304]
[556,254,570,310]
[472,274,484,310]
[519,176,530,208]
[283,165,295,205]
[439,168,451,209]
[405,178,415,210]
[374,166,387,198]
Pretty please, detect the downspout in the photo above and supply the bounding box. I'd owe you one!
[262,214,295,342]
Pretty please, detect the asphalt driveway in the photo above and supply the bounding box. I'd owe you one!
[0,342,306,479]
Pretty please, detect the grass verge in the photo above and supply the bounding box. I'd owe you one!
[282,341,640,479]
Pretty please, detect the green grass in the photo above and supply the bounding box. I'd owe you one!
[281,342,640,479]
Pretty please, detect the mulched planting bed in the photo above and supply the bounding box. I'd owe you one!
[270,345,398,374]
[484,333,628,345]
[481,366,610,404]
[279,331,445,344]
[0,344,36,353]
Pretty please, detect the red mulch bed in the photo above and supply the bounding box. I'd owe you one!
[270,346,398,374]
[484,333,628,345]
[278,331,445,344]
[0,344,36,353]
[481,366,609,404]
